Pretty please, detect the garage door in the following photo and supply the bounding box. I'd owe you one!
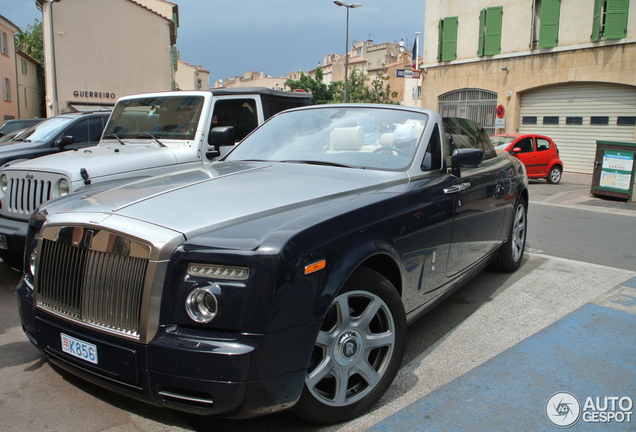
[518,82,636,174]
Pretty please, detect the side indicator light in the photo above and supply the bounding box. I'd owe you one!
[304,259,326,275]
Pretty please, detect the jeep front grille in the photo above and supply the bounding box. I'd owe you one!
[7,176,54,217]
[36,237,149,339]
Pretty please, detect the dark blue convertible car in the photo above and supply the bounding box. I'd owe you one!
[17,104,528,423]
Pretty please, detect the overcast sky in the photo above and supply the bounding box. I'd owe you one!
[2,0,425,84]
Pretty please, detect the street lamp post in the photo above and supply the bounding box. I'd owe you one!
[333,1,362,103]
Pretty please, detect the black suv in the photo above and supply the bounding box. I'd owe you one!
[0,111,111,168]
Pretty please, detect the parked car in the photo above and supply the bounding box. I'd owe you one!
[18,105,528,423]
[0,118,43,137]
[0,127,29,143]
[0,110,110,169]
[491,133,563,184]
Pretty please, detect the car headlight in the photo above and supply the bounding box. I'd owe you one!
[187,263,249,280]
[0,174,7,194]
[29,248,37,277]
[185,287,219,323]
[58,178,70,196]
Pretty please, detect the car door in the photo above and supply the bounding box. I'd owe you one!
[511,136,542,176]
[534,137,555,176]
[444,123,508,277]
[61,116,106,150]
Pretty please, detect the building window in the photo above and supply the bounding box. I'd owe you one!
[543,116,559,125]
[2,78,11,101]
[617,116,636,125]
[591,116,609,125]
[592,0,629,41]
[0,31,8,56]
[478,7,503,56]
[566,116,583,125]
[535,0,561,48]
[412,85,422,99]
[522,116,538,125]
[21,58,29,75]
[437,17,458,62]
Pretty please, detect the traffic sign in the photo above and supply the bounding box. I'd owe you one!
[495,105,505,118]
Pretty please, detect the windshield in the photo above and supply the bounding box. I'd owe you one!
[491,135,517,150]
[104,95,204,141]
[16,117,74,143]
[225,107,429,171]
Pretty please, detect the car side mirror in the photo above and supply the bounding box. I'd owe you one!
[58,135,74,147]
[206,126,236,160]
[511,147,522,154]
[451,148,484,177]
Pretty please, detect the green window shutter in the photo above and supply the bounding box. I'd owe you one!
[604,0,629,39]
[591,0,603,42]
[538,0,561,48]
[478,9,486,56]
[437,19,444,62]
[441,17,458,61]
[484,7,503,56]
[171,46,178,71]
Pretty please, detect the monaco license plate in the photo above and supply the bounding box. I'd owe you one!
[61,333,98,364]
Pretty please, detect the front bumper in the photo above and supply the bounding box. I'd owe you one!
[17,280,319,418]
[0,216,28,269]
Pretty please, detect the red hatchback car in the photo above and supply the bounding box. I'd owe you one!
[491,133,564,184]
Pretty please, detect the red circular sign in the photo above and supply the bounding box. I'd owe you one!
[496,105,505,118]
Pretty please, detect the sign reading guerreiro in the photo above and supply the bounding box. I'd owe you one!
[72,90,116,99]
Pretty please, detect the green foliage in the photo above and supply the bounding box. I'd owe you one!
[286,67,399,105]
[284,66,335,104]
[15,19,44,65]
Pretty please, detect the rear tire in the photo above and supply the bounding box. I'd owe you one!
[492,197,527,272]
[547,166,562,184]
[293,268,406,424]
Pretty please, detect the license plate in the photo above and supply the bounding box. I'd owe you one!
[0,235,7,250]
[61,333,98,364]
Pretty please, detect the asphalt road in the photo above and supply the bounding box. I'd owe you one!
[0,173,634,432]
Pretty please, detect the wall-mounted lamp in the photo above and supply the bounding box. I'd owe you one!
[501,66,509,72]
[506,91,513,100]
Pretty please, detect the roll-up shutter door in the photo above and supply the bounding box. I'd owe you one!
[518,83,636,174]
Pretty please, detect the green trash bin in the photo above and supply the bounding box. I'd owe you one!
[591,141,636,202]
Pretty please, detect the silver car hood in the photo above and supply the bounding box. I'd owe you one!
[58,161,408,239]
[5,142,191,181]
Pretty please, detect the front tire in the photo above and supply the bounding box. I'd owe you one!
[492,197,527,272]
[293,268,406,424]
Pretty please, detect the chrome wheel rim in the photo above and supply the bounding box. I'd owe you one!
[306,290,396,407]
[511,203,526,262]
[550,168,561,183]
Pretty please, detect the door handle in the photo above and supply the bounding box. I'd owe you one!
[444,182,471,194]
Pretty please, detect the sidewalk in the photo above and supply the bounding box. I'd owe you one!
[529,172,636,214]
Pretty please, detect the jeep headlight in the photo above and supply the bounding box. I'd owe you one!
[185,287,219,323]
[0,174,7,194]
[58,178,70,196]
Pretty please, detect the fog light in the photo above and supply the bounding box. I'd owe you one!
[185,287,218,323]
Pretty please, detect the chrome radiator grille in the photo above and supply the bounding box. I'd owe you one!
[7,176,54,218]
[36,238,149,338]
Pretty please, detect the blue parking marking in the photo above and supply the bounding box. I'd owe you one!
[368,303,636,431]
[621,276,636,289]
[611,294,636,307]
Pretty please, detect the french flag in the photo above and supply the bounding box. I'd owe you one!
[411,38,418,70]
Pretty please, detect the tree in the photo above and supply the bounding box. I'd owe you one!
[331,70,399,104]
[284,66,335,104]
[15,20,44,65]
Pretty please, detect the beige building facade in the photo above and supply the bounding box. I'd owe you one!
[422,0,636,174]
[0,14,20,121]
[175,60,209,90]
[16,49,43,119]
[39,0,178,116]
